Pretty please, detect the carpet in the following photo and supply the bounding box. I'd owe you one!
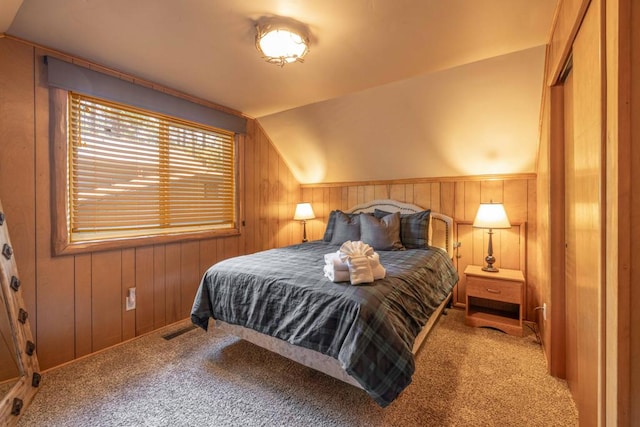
[17,309,578,426]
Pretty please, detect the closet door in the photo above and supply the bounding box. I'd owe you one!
[563,1,604,424]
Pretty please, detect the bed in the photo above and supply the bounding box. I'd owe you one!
[191,199,458,407]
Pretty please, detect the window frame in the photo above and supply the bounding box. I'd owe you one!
[51,88,243,256]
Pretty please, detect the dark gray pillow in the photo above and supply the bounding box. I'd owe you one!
[329,211,361,245]
[374,208,431,249]
[360,212,404,251]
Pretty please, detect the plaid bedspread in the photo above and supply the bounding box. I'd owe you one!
[191,241,458,407]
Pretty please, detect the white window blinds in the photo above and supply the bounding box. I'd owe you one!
[68,92,236,241]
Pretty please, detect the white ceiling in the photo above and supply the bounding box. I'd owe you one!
[3,0,557,183]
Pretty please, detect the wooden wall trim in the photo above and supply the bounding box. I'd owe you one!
[302,173,537,189]
[605,0,632,424]
[546,0,591,86]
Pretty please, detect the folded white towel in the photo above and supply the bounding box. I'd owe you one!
[346,254,374,285]
[371,263,386,280]
[368,252,386,280]
[324,251,349,271]
[323,264,350,283]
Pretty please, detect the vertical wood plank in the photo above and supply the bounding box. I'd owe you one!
[464,181,481,221]
[91,250,122,351]
[74,254,92,358]
[504,179,529,223]
[430,183,441,213]
[153,245,166,329]
[374,184,389,200]
[500,225,522,270]
[389,184,405,202]
[165,243,181,324]
[347,186,358,209]
[440,182,455,218]
[199,239,218,276]
[480,180,504,203]
[121,248,136,341]
[135,246,155,335]
[241,123,252,255]
[268,143,279,248]
[180,241,200,318]
[455,223,474,306]
[454,181,466,221]
[413,183,431,209]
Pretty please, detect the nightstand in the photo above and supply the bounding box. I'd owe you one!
[464,265,524,336]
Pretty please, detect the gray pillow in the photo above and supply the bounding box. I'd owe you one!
[374,208,431,249]
[329,212,361,245]
[323,210,360,242]
[360,212,404,251]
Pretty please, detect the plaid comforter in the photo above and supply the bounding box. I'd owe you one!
[191,241,458,407]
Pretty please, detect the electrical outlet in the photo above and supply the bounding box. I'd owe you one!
[542,302,547,321]
[126,287,136,311]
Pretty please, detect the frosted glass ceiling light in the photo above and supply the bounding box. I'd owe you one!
[256,25,309,67]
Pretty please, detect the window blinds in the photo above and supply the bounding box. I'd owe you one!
[69,92,236,241]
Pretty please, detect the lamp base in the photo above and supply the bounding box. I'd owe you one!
[482,265,500,273]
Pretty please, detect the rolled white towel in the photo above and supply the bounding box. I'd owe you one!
[324,251,349,271]
[323,264,350,283]
[347,254,374,285]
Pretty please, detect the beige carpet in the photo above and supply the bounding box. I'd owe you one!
[18,309,578,426]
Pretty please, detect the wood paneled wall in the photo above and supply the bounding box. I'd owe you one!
[301,175,538,319]
[539,0,637,424]
[0,37,300,370]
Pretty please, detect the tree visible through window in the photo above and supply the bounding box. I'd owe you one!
[68,92,236,243]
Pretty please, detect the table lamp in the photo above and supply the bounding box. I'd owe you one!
[472,202,511,272]
[294,202,315,242]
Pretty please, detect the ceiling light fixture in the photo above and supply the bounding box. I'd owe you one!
[255,24,309,67]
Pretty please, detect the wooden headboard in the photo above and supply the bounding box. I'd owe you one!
[346,199,454,258]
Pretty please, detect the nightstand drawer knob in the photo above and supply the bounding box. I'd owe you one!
[486,288,501,294]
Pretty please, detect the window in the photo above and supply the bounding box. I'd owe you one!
[55,91,238,253]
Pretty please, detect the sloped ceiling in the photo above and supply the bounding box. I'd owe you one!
[3,0,557,184]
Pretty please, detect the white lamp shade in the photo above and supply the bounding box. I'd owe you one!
[293,203,315,221]
[473,203,511,229]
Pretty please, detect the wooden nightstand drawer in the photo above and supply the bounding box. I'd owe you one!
[464,265,525,336]
[466,277,522,304]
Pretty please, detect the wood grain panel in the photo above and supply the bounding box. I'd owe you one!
[135,246,155,335]
[153,245,167,330]
[567,2,604,422]
[464,182,481,221]
[164,243,182,324]
[180,241,200,318]
[74,254,92,358]
[564,71,579,402]
[244,120,257,255]
[198,239,218,277]
[480,180,503,204]
[91,251,122,351]
[121,248,136,341]
[605,0,633,423]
